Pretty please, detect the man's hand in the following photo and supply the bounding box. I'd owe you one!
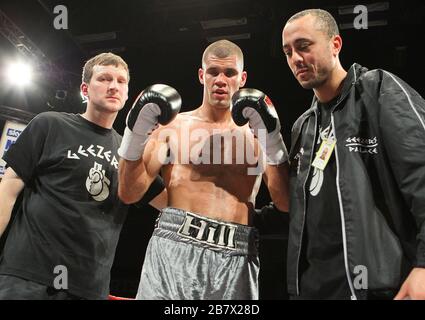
[394,268,425,300]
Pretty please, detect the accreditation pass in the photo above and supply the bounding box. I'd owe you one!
[311,138,336,171]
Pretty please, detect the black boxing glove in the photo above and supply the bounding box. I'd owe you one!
[231,88,288,165]
[118,84,181,160]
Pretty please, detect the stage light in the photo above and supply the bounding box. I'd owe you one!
[6,61,33,87]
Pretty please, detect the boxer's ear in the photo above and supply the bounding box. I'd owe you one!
[240,71,247,88]
[198,68,205,85]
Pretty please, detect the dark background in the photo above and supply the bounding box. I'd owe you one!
[0,0,424,299]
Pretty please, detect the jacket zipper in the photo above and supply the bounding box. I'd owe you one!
[295,112,318,295]
[331,114,357,300]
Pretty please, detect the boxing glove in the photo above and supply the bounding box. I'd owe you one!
[118,84,181,161]
[231,88,288,165]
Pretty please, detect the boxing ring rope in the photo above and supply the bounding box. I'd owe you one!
[108,294,134,300]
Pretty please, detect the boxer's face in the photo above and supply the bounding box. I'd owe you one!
[282,14,340,90]
[199,54,247,109]
[81,64,129,113]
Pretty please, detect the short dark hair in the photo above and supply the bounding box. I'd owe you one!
[82,52,129,83]
[287,9,339,38]
[202,40,244,70]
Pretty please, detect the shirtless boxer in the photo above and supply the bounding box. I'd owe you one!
[117,40,289,299]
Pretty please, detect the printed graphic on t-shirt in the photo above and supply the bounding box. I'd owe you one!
[66,144,118,202]
[66,144,119,169]
[309,124,331,197]
[86,161,110,202]
[309,167,324,197]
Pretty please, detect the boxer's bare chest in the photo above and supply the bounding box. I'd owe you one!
[163,115,260,177]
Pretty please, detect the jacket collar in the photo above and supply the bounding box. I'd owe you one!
[304,63,368,115]
[290,63,368,151]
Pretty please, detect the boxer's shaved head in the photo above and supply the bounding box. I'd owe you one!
[202,40,244,71]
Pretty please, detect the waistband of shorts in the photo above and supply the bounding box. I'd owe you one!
[154,207,258,255]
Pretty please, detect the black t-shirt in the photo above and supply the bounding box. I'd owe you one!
[1,112,128,299]
[297,98,352,299]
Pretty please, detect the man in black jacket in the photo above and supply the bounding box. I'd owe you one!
[282,9,425,299]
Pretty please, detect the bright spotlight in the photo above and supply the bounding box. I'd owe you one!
[6,61,33,87]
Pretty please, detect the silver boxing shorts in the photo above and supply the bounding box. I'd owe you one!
[136,207,259,300]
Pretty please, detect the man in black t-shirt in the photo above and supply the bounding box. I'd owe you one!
[0,53,165,299]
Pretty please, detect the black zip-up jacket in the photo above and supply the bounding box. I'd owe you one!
[288,63,425,299]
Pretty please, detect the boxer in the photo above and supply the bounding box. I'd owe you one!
[118,40,289,300]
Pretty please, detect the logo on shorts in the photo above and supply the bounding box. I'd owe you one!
[177,213,237,250]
